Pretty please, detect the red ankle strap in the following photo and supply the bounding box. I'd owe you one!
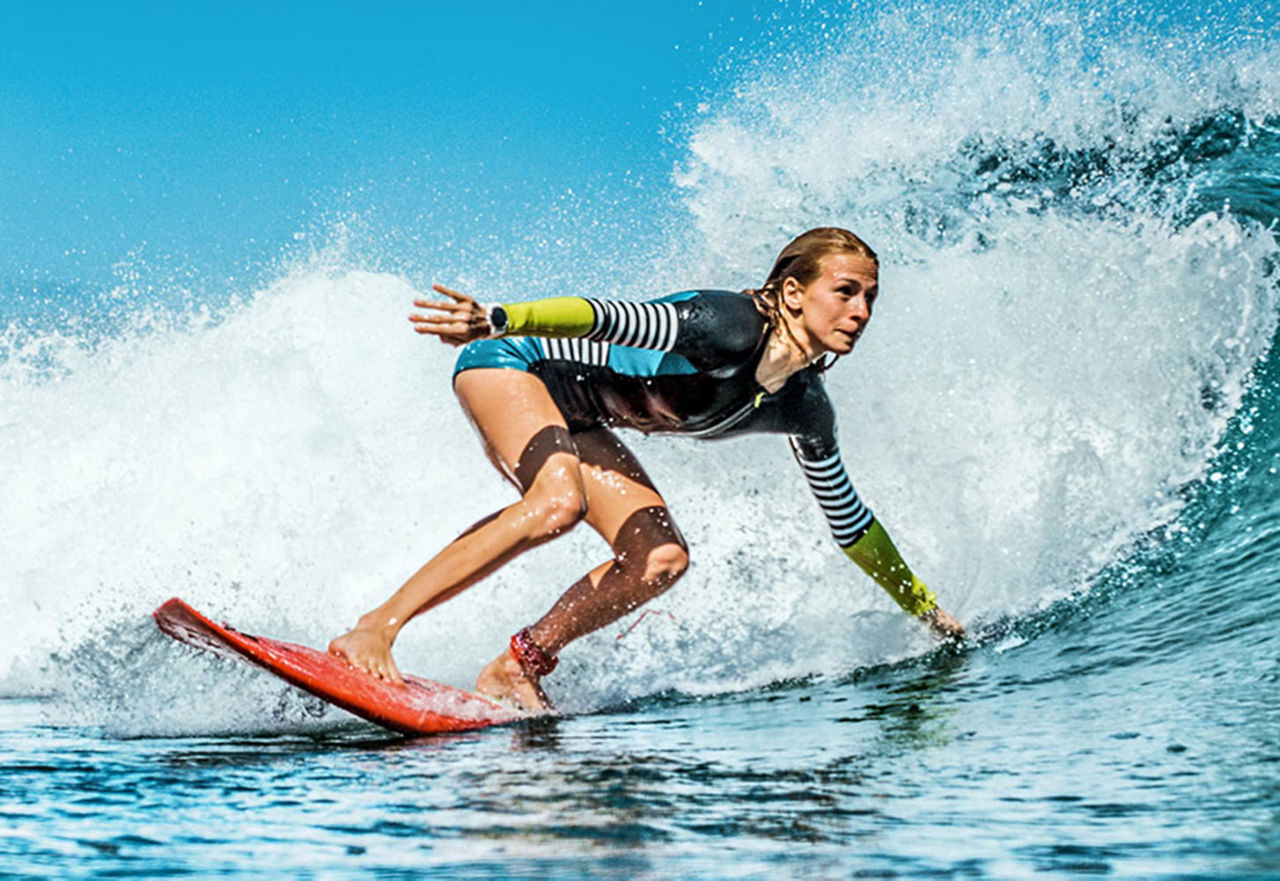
[510,628,557,678]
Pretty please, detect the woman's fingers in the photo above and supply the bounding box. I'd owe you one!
[413,299,471,312]
[409,317,474,346]
[431,283,474,303]
[411,319,469,334]
[923,607,965,641]
[410,314,477,333]
[408,284,486,346]
[407,311,468,321]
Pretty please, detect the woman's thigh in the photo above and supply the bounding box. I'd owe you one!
[571,427,683,550]
[453,368,582,495]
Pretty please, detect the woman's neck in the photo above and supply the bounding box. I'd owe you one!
[754,326,820,393]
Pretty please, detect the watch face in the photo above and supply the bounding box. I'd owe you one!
[490,305,508,334]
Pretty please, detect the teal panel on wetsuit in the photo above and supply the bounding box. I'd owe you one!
[605,346,699,377]
[653,290,700,303]
[453,335,543,376]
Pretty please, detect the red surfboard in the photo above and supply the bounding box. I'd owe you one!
[153,598,523,735]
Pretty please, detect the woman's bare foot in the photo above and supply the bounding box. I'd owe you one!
[476,648,554,714]
[328,623,404,683]
[922,607,965,642]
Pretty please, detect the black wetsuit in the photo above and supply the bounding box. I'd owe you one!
[454,289,871,548]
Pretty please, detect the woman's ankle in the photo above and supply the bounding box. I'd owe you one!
[354,608,401,641]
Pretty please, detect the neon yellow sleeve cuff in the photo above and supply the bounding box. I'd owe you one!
[843,520,938,616]
[501,297,596,338]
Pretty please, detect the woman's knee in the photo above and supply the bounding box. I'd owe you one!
[641,542,689,585]
[612,505,689,585]
[522,472,588,540]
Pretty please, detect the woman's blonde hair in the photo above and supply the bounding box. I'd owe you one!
[745,227,878,366]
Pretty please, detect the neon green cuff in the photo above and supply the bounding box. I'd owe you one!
[500,297,596,338]
[843,520,938,616]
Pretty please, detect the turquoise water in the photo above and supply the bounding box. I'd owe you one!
[6,583,1279,878]
[4,1,1280,876]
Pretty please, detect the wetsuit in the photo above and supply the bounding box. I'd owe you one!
[454,289,937,616]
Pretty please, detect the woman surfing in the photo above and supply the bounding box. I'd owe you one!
[329,227,964,711]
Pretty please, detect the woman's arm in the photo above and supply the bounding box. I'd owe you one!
[409,284,680,350]
[410,285,763,370]
[842,520,936,615]
[789,436,964,639]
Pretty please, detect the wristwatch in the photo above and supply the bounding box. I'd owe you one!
[486,304,509,337]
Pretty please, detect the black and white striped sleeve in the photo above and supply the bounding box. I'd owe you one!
[789,438,876,548]
[583,297,680,351]
[580,291,765,372]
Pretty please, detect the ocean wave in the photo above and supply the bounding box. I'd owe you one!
[5,0,1280,732]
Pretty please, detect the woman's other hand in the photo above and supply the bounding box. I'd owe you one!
[409,284,493,345]
[922,607,965,642]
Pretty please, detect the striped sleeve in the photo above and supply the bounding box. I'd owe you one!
[500,295,681,351]
[582,298,679,351]
[788,438,875,548]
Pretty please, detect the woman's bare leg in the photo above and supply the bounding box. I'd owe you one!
[476,428,689,709]
[329,368,586,683]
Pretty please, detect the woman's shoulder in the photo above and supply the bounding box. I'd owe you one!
[653,288,759,312]
[664,290,766,363]
[780,368,838,445]
[785,367,835,407]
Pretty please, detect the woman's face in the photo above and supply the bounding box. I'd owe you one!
[783,252,879,358]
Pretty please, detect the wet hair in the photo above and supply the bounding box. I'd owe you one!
[744,227,878,368]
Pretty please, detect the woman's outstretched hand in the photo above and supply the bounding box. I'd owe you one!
[409,284,492,345]
[922,607,965,642]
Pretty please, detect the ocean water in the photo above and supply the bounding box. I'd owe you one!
[4,2,1280,877]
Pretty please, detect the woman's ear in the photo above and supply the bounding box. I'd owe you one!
[780,276,805,312]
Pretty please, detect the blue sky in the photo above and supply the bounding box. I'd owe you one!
[1,1,807,296]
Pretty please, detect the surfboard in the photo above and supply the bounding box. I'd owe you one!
[153,597,523,736]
